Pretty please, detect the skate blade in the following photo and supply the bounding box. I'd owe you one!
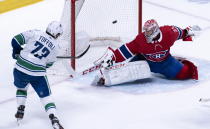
[16,118,22,126]
[199,98,210,102]
[53,123,64,129]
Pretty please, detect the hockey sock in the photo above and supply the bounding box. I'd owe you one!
[16,89,27,106]
[41,96,57,116]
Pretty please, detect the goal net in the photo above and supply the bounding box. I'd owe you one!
[47,0,142,82]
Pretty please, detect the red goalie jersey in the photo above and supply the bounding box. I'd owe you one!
[114,25,189,62]
[109,19,198,80]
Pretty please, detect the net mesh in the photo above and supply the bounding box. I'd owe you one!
[58,0,139,56]
[48,0,140,78]
[76,0,139,39]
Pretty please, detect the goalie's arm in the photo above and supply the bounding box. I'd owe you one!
[94,43,138,68]
[94,47,116,68]
[173,25,202,41]
[94,34,142,68]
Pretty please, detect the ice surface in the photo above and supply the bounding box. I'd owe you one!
[0,0,210,129]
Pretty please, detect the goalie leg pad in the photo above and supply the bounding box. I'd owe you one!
[176,60,198,80]
[94,61,151,86]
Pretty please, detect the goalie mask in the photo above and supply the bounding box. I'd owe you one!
[143,19,160,43]
[46,21,63,39]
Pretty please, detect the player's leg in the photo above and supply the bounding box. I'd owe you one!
[175,59,198,80]
[147,55,198,80]
[147,55,183,79]
[13,68,30,120]
[30,76,64,129]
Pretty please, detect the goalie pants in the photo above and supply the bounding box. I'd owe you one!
[131,54,183,79]
[13,68,51,98]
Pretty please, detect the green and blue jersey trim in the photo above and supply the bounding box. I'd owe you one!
[16,90,27,98]
[16,56,46,72]
[44,76,51,95]
[14,34,25,46]
[45,103,56,112]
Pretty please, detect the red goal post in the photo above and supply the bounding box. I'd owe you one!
[71,0,76,70]
[61,0,142,70]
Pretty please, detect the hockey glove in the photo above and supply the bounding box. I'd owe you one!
[12,48,23,59]
[46,62,54,68]
[183,25,201,41]
[94,47,116,68]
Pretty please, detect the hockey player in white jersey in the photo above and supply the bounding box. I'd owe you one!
[12,21,64,129]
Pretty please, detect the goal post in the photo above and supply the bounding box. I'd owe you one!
[139,0,143,34]
[71,0,76,70]
[59,0,143,71]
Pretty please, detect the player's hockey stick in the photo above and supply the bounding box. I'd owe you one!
[56,36,122,59]
[48,59,126,77]
[57,44,90,59]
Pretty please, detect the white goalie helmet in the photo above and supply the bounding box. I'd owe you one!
[143,19,160,43]
[46,21,63,39]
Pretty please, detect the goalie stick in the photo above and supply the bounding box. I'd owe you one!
[49,60,128,78]
[69,58,134,79]
[73,63,103,78]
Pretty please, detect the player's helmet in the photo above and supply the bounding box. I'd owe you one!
[46,21,63,39]
[143,19,160,43]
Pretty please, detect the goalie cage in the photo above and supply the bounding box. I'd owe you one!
[47,0,142,83]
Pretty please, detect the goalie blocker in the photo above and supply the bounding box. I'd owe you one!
[92,61,151,86]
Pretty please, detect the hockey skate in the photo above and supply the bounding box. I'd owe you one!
[97,77,105,86]
[15,105,25,125]
[91,74,105,86]
[49,114,64,129]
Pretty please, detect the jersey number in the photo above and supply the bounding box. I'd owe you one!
[31,42,50,59]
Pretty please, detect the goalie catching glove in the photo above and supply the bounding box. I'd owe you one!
[183,25,202,41]
[94,47,116,68]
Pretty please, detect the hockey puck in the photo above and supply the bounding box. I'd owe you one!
[112,20,117,24]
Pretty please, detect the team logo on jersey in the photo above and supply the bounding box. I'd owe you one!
[143,50,169,62]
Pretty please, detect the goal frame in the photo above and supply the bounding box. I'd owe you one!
[70,0,142,70]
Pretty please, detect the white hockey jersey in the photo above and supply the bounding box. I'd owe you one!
[14,29,59,76]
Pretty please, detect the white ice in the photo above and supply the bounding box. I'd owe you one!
[1,0,210,129]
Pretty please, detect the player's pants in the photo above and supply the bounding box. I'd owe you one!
[13,68,51,98]
[131,54,183,79]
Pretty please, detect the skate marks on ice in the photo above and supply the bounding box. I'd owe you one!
[76,57,210,95]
